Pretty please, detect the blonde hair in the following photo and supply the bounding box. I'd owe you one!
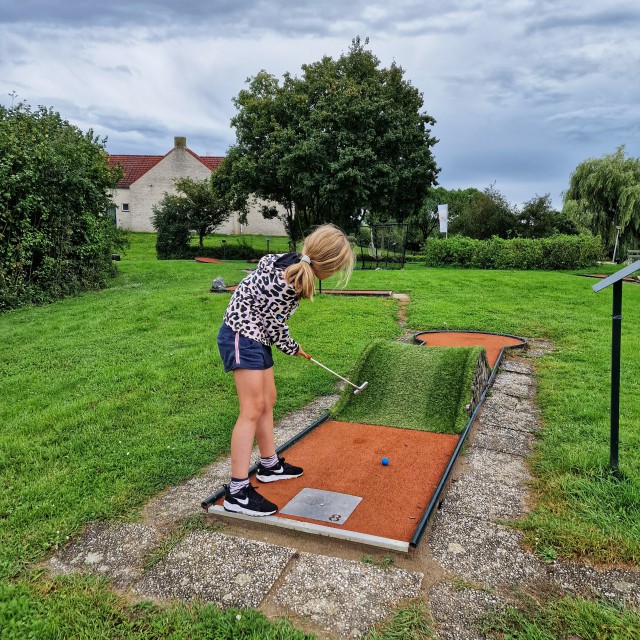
[285,224,355,300]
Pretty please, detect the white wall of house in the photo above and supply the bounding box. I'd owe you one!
[216,199,289,236]
[112,141,287,236]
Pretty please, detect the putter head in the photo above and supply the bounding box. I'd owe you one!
[354,381,369,395]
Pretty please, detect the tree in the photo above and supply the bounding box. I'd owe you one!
[151,177,230,258]
[518,194,578,238]
[212,37,439,244]
[173,177,231,248]
[563,146,640,257]
[0,103,124,310]
[448,184,517,239]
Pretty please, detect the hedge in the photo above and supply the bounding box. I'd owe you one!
[424,235,603,270]
[1,104,125,310]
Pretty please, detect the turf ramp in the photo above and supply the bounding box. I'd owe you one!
[331,339,489,434]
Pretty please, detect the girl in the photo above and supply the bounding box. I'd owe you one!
[217,224,355,516]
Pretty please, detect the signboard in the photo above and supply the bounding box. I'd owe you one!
[438,204,448,234]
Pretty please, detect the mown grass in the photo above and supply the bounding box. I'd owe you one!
[481,593,640,640]
[1,232,638,637]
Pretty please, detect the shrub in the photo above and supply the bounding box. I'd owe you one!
[424,235,603,270]
[0,104,125,310]
[152,197,193,259]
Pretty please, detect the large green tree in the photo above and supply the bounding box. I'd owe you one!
[517,194,578,238]
[0,103,124,310]
[212,37,439,244]
[563,146,640,257]
[448,185,517,239]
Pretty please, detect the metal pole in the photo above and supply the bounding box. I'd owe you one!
[612,227,621,263]
[610,280,622,471]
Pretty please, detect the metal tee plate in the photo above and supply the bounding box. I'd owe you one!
[279,488,362,526]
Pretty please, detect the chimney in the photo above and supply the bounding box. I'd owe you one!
[174,136,187,148]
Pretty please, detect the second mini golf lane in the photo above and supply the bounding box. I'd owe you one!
[415,331,526,368]
[216,419,459,544]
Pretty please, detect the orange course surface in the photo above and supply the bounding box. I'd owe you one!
[217,420,459,543]
[415,331,525,368]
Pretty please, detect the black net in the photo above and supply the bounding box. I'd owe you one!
[357,224,408,269]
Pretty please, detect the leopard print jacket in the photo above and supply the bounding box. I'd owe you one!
[222,253,301,355]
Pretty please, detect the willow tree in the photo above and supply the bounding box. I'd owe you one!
[212,37,439,244]
[564,146,640,257]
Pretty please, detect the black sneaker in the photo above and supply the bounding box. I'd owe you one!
[223,484,277,516]
[256,457,304,483]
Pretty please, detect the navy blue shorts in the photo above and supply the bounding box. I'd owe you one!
[217,323,274,372]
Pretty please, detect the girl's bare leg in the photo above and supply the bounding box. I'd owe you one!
[230,368,277,477]
[254,367,277,458]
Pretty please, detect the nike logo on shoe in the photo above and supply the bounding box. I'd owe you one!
[235,496,250,505]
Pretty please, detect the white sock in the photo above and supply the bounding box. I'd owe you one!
[260,454,279,468]
[229,477,249,494]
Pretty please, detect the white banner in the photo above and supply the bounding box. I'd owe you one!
[438,204,449,233]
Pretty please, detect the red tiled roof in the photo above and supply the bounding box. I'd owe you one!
[108,148,225,188]
[108,155,164,188]
[186,148,225,172]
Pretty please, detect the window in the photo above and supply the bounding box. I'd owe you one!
[122,203,129,212]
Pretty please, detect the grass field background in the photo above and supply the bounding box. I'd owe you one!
[1,231,639,638]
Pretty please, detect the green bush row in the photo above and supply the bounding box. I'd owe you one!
[424,235,604,270]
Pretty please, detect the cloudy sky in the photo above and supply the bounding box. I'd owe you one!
[1,1,639,209]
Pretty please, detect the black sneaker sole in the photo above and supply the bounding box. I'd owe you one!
[223,499,277,516]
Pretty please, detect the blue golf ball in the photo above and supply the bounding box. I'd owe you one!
[381,457,389,466]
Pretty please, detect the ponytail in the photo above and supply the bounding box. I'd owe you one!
[285,224,355,300]
[285,261,317,300]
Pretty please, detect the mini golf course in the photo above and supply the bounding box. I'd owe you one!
[203,332,526,551]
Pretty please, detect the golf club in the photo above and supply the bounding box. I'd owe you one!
[303,354,368,394]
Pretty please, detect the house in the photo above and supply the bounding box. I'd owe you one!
[108,137,287,236]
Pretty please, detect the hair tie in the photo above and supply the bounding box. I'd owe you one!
[300,255,312,265]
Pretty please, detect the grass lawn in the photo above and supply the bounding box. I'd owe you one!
[1,232,638,638]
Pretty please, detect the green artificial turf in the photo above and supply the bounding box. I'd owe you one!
[332,339,485,434]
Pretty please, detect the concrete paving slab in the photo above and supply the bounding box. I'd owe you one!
[429,510,546,589]
[46,522,160,589]
[476,403,540,434]
[443,471,527,521]
[463,447,531,486]
[500,360,534,375]
[473,420,535,457]
[134,531,296,609]
[491,375,536,399]
[274,552,423,638]
[549,561,640,606]
[429,582,506,640]
[482,391,520,412]
[493,370,535,388]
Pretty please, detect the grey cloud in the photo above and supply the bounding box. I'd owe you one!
[0,1,486,38]
[526,7,640,33]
